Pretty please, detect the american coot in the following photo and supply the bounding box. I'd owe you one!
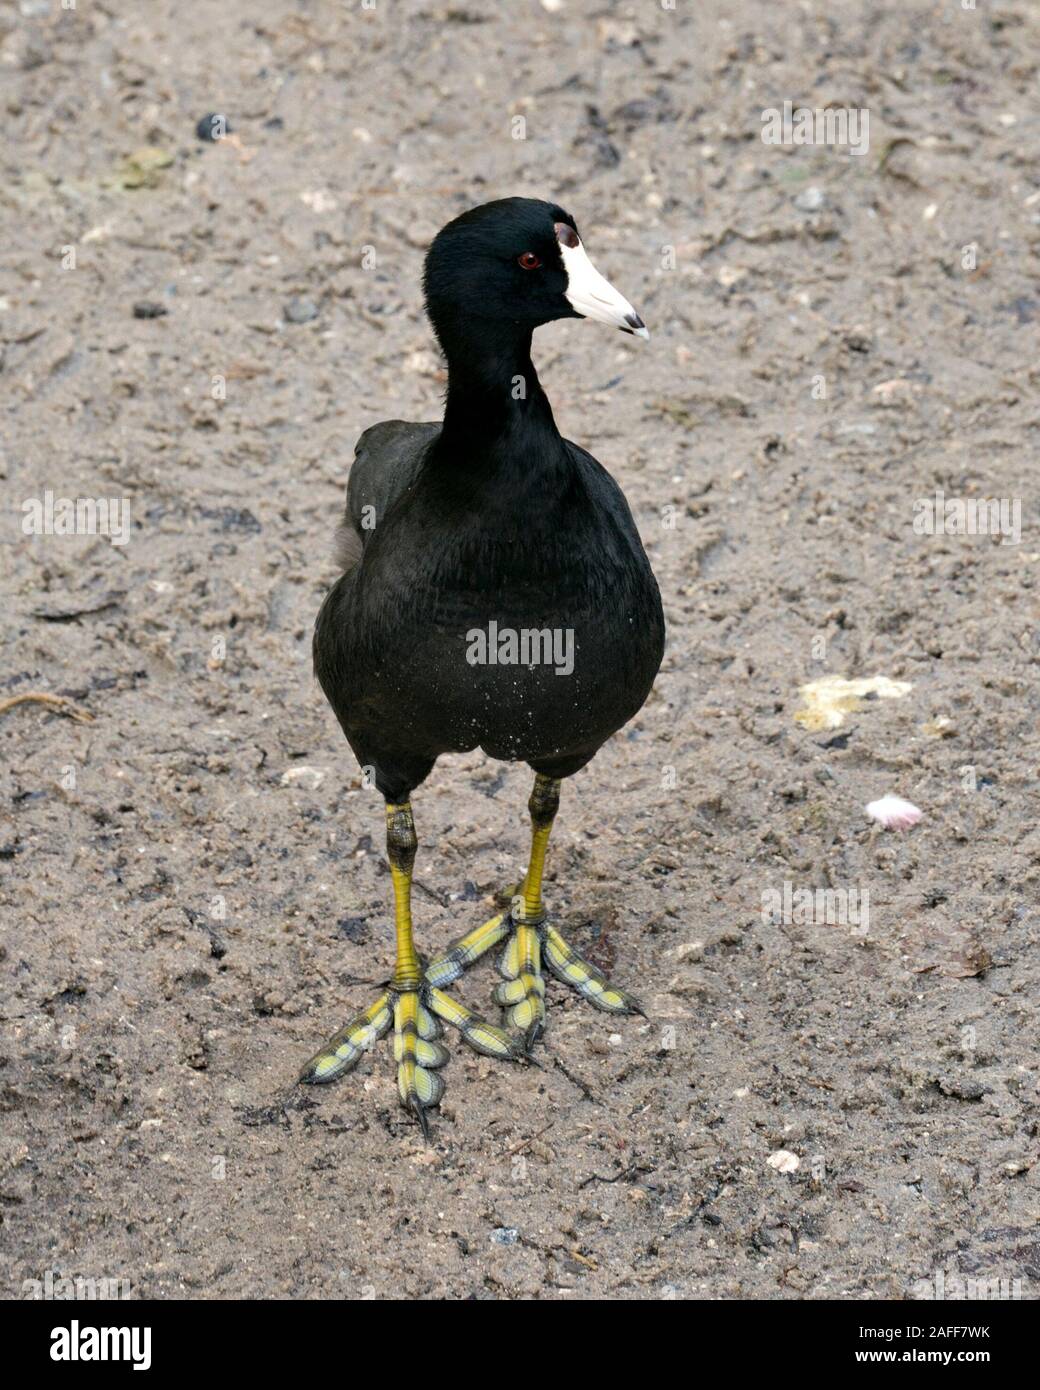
[300,198,665,1139]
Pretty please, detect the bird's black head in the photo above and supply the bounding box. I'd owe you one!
[423,197,648,348]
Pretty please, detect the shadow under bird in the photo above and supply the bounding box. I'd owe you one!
[301,197,665,1139]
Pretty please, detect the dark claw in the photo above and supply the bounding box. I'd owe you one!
[523,1021,544,1054]
[412,1097,432,1144]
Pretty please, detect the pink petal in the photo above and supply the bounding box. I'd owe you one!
[866,795,923,831]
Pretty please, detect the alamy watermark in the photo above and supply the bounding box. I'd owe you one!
[913,489,1021,546]
[22,1269,131,1301]
[22,491,131,548]
[762,881,870,935]
[466,620,574,676]
[761,100,869,157]
[50,1322,151,1371]
[910,1268,1023,1301]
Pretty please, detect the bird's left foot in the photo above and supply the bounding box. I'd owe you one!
[426,892,644,1051]
[497,905,645,1048]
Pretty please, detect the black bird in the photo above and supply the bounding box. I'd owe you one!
[300,197,665,1138]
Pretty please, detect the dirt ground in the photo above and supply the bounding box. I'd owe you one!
[2,0,1039,1302]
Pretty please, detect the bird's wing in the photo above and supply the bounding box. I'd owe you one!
[563,438,646,551]
[334,420,440,571]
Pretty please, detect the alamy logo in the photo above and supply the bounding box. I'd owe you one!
[466,620,574,676]
[913,489,1021,545]
[761,100,869,157]
[762,881,870,935]
[22,490,131,547]
[50,1320,151,1371]
[23,1269,131,1301]
[910,1269,1023,1301]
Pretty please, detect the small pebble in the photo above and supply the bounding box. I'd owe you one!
[132,301,168,319]
[284,297,320,324]
[794,186,826,212]
[490,1227,519,1246]
[767,1149,800,1174]
[280,766,325,790]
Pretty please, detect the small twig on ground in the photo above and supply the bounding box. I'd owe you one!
[0,692,94,723]
[578,1161,655,1191]
[503,1122,556,1157]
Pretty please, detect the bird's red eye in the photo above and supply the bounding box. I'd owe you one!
[517,252,541,270]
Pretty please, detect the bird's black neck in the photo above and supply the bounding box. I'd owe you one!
[431,317,565,470]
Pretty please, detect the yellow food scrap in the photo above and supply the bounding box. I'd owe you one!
[921,717,955,739]
[119,147,174,189]
[794,675,913,731]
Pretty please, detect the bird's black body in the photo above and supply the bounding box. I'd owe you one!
[315,408,664,799]
[301,198,665,1129]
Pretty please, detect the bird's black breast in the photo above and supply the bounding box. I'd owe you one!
[315,435,664,777]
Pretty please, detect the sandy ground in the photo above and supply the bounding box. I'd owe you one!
[2,0,1039,1301]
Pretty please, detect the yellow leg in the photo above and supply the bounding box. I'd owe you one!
[495,775,645,1044]
[494,776,558,1042]
[518,774,557,920]
[386,802,421,990]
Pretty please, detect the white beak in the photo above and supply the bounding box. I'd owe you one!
[558,230,649,340]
